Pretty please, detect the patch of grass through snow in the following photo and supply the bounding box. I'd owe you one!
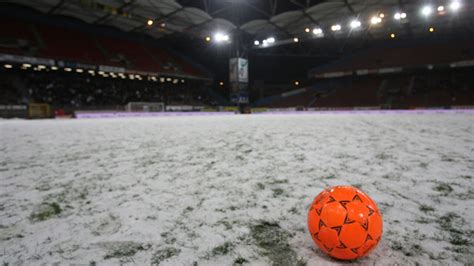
[250,221,306,266]
[29,202,62,222]
[151,247,180,265]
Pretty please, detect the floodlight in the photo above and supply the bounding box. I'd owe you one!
[312,28,323,35]
[147,19,153,26]
[400,12,407,19]
[305,28,310,33]
[450,1,461,11]
[350,20,361,29]
[76,68,83,73]
[51,66,58,70]
[421,5,432,16]
[267,37,275,43]
[437,6,445,12]
[205,36,211,42]
[293,37,299,43]
[4,64,12,69]
[331,24,341,31]
[214,32,230,42]
[254,40,260,45]
[371,16,382,25]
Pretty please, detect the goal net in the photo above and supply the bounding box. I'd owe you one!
[125,102,165,112]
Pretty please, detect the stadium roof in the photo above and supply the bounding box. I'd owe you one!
[4,0,473,45]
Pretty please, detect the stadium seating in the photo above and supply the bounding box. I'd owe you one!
[36,25,109,65]
[311,41,474,75]
[0,18,38,55]
[0,19,204,77]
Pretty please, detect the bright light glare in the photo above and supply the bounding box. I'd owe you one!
[331,24,341,31]
[293,37,299,42]
[450,1,461,11]
[312,28,323,35]
[400,12,407,19]
[147,19,153,26]
[254,40,260,45]
[266,37,275,43]
[437,6,445,12]
[422,6,432,16]
[214,33,230,42]
[350,20,361,28]
[394,13,401,20]
[305,28,310,33]
[4,64,12,69]
[371,16,382,24]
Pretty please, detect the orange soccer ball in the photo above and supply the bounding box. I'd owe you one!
[308,186,383,260]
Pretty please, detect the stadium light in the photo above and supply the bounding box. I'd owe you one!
[293,37,299,43]
[64,67,72,72]
[254,40,260,46]
[51,66,58,70]
[429,27,435,33]
[394,12,401,20]
[219,81,224,86]
[214,32,230,43]
[421,5,433,16]
[450,1,461,11]
[4,64,12,69]
[370,16,382,25]
[390,33,396,39]
[379,13,385,18]
[205,36,211,42]
[350,20,361,29]
[312,28,323,36]
[305,27,310,33]
[76,68,83,73]
[22,63,31,68]
[331,24,342,31]
[266,37,275,44]
[294,81,299,86]
[437,6,445,12]
[147,19,154,26]
[400,12,407,19]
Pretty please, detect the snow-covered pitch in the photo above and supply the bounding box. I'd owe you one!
[1,113,473,265]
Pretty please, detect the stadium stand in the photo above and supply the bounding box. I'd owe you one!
[0,18,207,78]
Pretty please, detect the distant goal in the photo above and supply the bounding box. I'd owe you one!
[125,102,165,112]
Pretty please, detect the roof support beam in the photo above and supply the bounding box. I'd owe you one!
[242,2,293,38]
[129,7,186,32]
[48,0,66,15]
[92,1,136,24]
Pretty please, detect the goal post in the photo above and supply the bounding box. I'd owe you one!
[125,102,165,112]
[28,103,51,119]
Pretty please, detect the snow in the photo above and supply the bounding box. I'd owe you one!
[1,113,473,265]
